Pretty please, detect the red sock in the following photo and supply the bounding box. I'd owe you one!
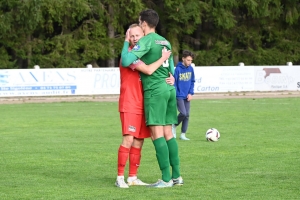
[118,145,130,176]
[129,146,141,177]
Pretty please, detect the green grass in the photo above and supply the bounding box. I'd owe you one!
[0,98,299,200]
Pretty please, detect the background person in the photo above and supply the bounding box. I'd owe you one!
[172,50,195,140]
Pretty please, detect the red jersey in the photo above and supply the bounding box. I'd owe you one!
[118,47,145,114]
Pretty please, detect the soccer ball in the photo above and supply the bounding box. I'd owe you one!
[206,128,220,142]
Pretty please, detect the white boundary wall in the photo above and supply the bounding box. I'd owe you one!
[0,66,299,97]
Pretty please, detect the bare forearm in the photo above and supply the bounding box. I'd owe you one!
[135,48,171,75]
[135,57,166,75]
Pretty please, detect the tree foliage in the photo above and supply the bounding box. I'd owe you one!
[0,0,299,68]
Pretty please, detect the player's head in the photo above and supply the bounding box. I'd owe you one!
[128,24,144,46]
[182,50,194,67]
[139,9,159,29]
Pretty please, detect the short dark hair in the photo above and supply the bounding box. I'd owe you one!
[182,50,194,59]
[139,9,159,28]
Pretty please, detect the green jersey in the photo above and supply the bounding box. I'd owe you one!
[130,32,175,97]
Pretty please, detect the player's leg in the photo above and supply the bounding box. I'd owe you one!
[116,138,132,188]
[119,113,136,174]
[147,133,173,188]
[116,112,136,188]
[149,125,171,183]
[127,138,149,185]
[127,114,150,186]
[145,93,172,186]
[165,89,183,185]
[129,138,143,178]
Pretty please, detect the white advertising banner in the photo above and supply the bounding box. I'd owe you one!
[253,66,300,91]
[0,68,120,97]
[79,68,120,94]
[0,66,299,97]
[193,66,255,93]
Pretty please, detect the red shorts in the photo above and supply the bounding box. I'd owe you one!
[120,112,151,139]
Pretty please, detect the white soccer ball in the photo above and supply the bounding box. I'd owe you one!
[206,128,220,142]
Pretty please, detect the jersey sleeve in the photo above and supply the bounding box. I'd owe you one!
[130,36,152,59]
[121,41,139,67]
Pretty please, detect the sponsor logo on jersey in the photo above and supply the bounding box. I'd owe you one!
[133,59,140,64]
[128,125,136,132]
[155,40,169,45]
[133,45,140,50]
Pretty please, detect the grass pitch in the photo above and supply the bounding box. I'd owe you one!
[0,97,299,199]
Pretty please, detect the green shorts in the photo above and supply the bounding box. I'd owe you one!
[144,88,178,126]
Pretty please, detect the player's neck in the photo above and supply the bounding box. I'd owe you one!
[144,28,156,36]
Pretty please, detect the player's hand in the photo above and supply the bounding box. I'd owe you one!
[187,94,192,101]
[162,47,171,61]
[166,72,175,85]
[125,28,130,42]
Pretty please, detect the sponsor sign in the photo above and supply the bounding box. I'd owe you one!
[0,65,299,97]
[254,66,299,91]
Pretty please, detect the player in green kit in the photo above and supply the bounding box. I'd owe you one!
[121,9,183,188]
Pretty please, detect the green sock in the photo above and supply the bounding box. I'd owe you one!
[167,138,181,179]
[153,137,171,182]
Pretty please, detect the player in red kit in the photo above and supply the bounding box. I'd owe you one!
[116,24,173,188]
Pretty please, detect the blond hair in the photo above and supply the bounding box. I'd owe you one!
[129,23,140,29]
